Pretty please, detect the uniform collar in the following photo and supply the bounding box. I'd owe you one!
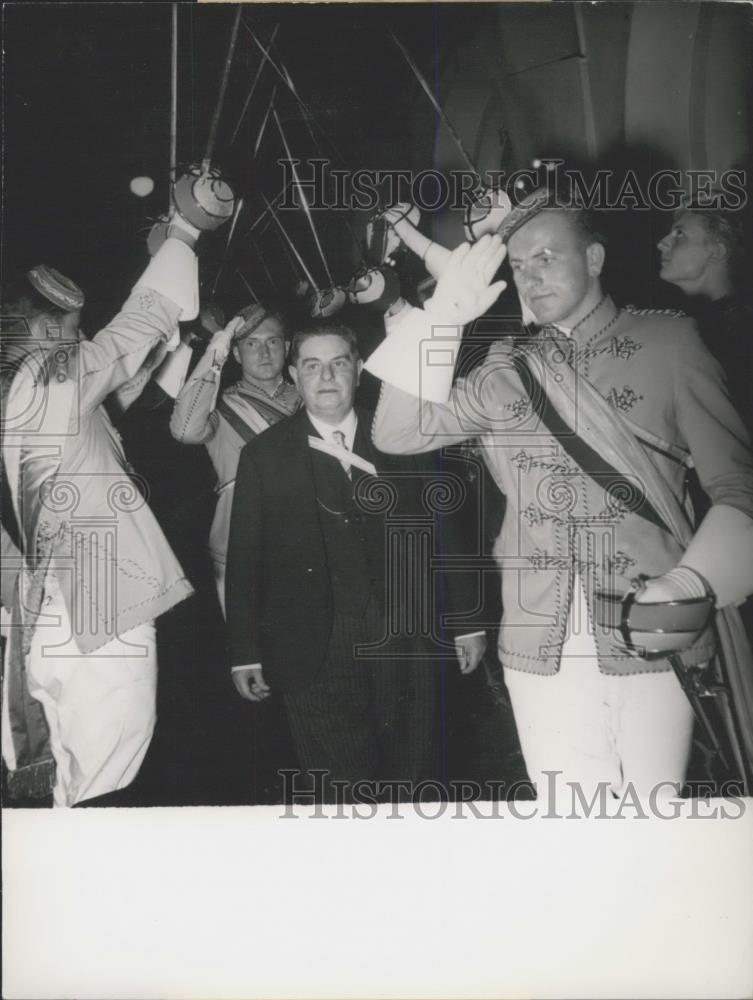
[537,295,619,347]
[237,376,287,399]
[569,294,619,346]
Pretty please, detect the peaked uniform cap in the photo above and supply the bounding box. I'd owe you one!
[497,187,558,244]
[234,303,274,340]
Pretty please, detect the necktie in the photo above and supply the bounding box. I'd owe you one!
[332,430,351,478]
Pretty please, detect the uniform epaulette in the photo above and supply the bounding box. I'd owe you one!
[623,304,687,319]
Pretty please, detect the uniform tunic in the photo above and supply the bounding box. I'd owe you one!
[372,295,753,677]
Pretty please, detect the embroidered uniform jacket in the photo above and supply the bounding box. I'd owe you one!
[3,289,193,653]
[372,296,753,675]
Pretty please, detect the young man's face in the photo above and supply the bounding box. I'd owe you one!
[507,210,603,328]
[657,211,715,290]
[232,316,286,384]
[290,333,361,425]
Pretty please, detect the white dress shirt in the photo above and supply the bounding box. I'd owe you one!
[307,409,358,452]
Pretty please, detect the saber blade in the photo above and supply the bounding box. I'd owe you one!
[236,268,259,303]
[212,197,245,294]
[262,193,319,291]
[273,108,334,286]
[243,188,286,238]
[169,3,178,209]
[389,30,479,178]
[202,6,243,172]
[248,233,279,293]
[230,24,280,145]
[252,84,277,163]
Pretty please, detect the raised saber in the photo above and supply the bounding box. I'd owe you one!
[262,193,320,292]
[269,222,305,284]
[241,20,347,166]
[202,6,242,173]
[389,29,479,179]
[169,3,178,207]
[252,84,277,164]
[229,24,279,145]
[243,187,287,239]
[236,268,260,304]
[273,108,334,287]
[212,196,245,295]
[248,232,280,295]
[242,20,301,98]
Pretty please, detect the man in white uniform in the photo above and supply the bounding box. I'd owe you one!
[1,207,216,806]
[365,192,753,800]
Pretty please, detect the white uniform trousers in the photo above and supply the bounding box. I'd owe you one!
[23,577,157,807]
[504,578,695,800]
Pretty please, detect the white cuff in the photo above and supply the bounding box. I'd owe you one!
[384,299,411,325]
[455,631,485,642]
[680,503,753,607]
[153,340,193,398]
[134,238,199,322]
[231,664,261,672]
[657,567,709,600]
[170,215,202,241]
[364,305,462,404]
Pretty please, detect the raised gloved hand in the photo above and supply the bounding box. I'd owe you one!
[425,234,507,325]
[209,314,246,361]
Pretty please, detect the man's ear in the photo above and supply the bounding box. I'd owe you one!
[586,242,606,277]
[707,240,728,265]
[289,364,299,387]
[231,343,241,365]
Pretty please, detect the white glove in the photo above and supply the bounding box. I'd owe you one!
[425,235,507,325]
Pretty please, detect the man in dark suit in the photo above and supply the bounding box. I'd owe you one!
[225,321,484,800]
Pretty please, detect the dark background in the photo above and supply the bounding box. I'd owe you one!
[3,2,751,805]
[7,3,749,331]
[3,3,488,330]
[3,3,525,805]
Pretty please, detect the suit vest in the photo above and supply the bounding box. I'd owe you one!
[309,431,384,618]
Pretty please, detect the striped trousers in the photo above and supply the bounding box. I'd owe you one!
[283,597,437,801]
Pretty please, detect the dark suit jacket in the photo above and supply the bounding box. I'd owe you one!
[226,406,480,693]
